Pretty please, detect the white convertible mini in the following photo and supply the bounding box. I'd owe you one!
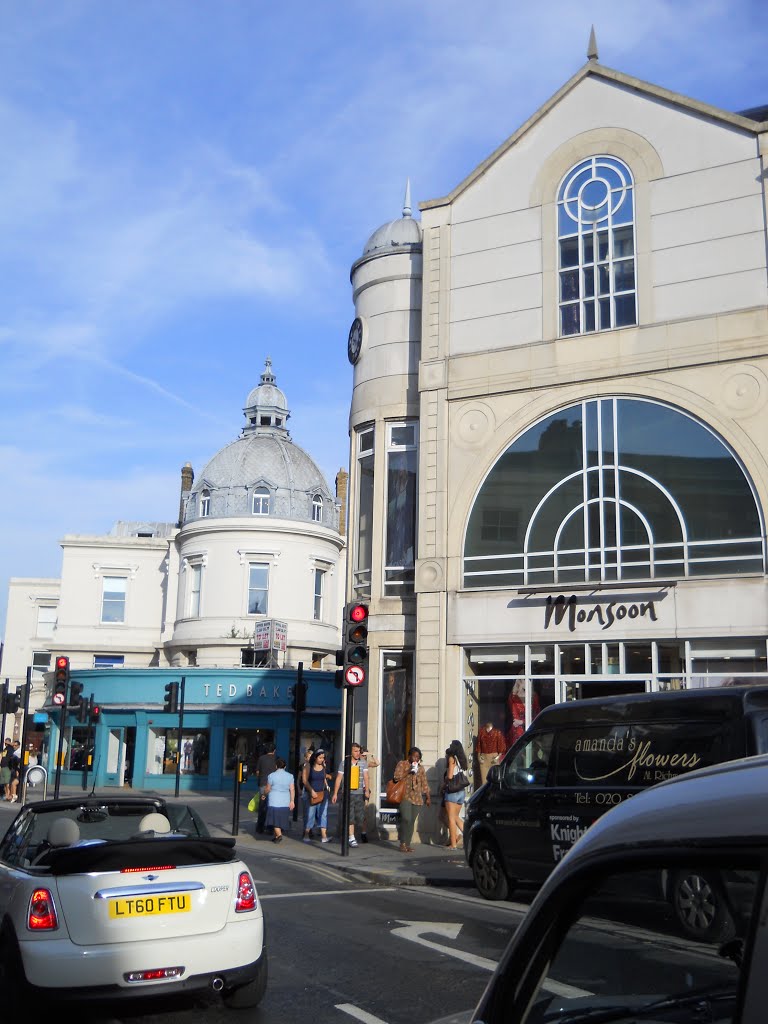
[0,796,267,1011]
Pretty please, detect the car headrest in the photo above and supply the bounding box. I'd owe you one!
[47,818,81,847]
[138,812,171,834]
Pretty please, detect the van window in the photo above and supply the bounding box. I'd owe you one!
[554,720,732,789]
[501,733,555,787]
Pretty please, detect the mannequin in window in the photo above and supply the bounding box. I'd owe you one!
[506,679,540,748]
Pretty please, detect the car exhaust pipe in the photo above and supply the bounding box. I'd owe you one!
[212,977,224,992]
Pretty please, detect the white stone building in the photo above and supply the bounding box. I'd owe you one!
[344,39,768,829]
[2,361,347,750]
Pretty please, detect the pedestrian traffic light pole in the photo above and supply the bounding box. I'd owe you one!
[175,676,186,799]
[53,655,71,799]
[340,602,369,858]
[291,662,305,822]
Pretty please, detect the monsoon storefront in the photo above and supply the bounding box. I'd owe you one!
[40,667,342,791]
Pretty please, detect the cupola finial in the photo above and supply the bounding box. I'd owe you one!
[402,178,412,219]
[587,25,598,62]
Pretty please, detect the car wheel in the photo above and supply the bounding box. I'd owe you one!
[0,927,27,1011]
[670,869,734,943]
[472,840,510,901]
[222,957,268,1009]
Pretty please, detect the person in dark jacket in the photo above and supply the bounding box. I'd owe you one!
[255,742,277,834]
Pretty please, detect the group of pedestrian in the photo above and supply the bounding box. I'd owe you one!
[253,736,472,852]
[253,741,381,846]
[392,739,470,852]
[0,738,22,803]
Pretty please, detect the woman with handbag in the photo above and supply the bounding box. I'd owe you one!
[302,749,332,844]
[442,739,469,849]
[392,746,431,853]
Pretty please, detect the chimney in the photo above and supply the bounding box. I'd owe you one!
[335,468,348,539]
[179,462,194,527]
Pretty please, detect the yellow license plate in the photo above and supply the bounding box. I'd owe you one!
[109,893,191,918]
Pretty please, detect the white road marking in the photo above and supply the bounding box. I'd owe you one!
[390,919,589,998]
[335,1003,391,1024]
[392,920,498,971]
[260,887,395,900]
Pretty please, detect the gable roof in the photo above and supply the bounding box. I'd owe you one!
[420,60,768,212]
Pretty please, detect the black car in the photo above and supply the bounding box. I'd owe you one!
[469,753,768,1024]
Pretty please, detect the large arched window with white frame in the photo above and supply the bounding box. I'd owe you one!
[558,156,637,336]
[463,397,765,588]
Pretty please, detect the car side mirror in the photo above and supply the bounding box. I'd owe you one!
[486,764,501,785]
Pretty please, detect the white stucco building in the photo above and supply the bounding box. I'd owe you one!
[2,361,347,751]
[343,38,768,825]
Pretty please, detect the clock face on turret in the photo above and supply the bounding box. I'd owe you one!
[347,317,363,365]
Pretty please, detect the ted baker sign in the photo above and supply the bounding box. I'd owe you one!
[543,593,659,633]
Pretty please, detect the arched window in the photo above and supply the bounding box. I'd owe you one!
[312,494,323,523]
[558,156,636,336]
[199,490,211,518]
[252,487,270,515]
[464,397,764,587]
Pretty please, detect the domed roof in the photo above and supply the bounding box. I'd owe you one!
[361,180,422,258]
[244,357,288,420]
[181,360,338,529]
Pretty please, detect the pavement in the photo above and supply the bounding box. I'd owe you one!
[9,783,476,891]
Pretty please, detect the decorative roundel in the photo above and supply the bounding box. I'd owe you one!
[347,317,363,365]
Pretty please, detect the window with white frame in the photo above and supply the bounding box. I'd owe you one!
[463,397,765,587]
[101,576,127,624]
[384,422,417,596]
[247,563,269,615]
[252,487,270,515]
[36,605,57,638]
[558,156,636,336]
[94,654,125,668]
[313,568,325,621]
[312,493,323,523]
[355,426,375,597]
[31,651,51,679]
[188,562,203,617]
[199,490,211,517]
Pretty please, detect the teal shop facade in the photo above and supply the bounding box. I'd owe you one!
[40,668,342,792]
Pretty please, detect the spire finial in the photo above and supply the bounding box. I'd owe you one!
[587,25,598,62]
[402,178,412,219]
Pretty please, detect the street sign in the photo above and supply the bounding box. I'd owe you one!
[344,665,365,686]
[52,692,65,706]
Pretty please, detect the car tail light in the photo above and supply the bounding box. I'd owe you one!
[125,967,184,982]
[120,864,176,873]
[235,871,256,912]
[28,888,58,931]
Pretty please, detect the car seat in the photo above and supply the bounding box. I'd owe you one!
[31,817,81,865]
[137,812,172,834]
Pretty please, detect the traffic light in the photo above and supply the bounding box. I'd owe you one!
[69,680,84,707]
[343,602,369,687]
[334,647,344,689]
[53,655,70,706]
[89,701,101,724]
[291,680,307,712]
[163,681,179,714]
[78,695,90,723]
[3,688,20,715]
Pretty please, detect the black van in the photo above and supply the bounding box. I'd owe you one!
[465,686,768,920]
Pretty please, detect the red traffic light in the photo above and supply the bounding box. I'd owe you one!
[55,656,69,671]
[349,603,368,623]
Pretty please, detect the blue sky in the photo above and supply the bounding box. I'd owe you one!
[1,0,766,637]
